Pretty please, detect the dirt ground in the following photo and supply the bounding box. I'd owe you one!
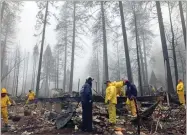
[1,102,186,135]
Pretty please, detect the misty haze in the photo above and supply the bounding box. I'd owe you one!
[0,1,186,134]
[1,1,186,97]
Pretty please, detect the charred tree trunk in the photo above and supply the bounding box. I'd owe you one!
[69,2,76,93]
[177,41,185,82]
[156,1,174,94]
[142,33,149,93]
[101,1,109,82]
[12,51,17,96]
[1,1,6,22]
[31,51,37,90]
[138,36,145,90]
[168,2,178,86]
[179,1,186,47]
[21,51,26,94]
[4,56,11,88]
[15,50,20,97]
[119,1,133,82]
[1,25,8,78]
[54,60,57,89]
[31,57,35,89]
[96,49,100,92]
[63,17,68,92]
[56,46,59,90]
[15,66,20,97]
[117,41,120,80]
[23,53,29,94]
[5,57,11,88]
[36,1,49,97]
[133,9,143,96]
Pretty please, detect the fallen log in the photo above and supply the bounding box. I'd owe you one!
[131,101,160,124]
[13,96,159,104]
[56,102,80,129]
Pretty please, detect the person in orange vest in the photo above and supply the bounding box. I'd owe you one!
[177,79,185,106]
[26,90,35,104]
[1,88,13,128]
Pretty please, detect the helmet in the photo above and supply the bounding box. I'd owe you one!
[178,79,182,83]
[124,79,130,85]
[104,80,111,84]
[86,76,94,81]
[1,88,7,94]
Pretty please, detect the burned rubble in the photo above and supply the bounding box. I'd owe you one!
[1,95,186,135]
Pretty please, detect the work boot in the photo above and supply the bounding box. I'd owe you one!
[87,129,93,132]
[4,124,8,128]
[131,115,137,118]
[81,128,87,132]
[108,123,115,128]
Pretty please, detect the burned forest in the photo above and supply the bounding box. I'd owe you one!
[0,1,186,135]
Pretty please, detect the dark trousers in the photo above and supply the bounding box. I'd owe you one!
[81,102,93,131]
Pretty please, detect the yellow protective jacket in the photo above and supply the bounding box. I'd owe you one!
[27,91,35,100]
[177,82,184,94]
[116,87,125,96]
[1,95,11,108]
[112,81,125,96]
[105,83,117,104]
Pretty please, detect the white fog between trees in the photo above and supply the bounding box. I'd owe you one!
[1,1,186,97]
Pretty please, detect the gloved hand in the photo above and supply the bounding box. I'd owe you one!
[130,96,135,100]
[123,79,128,85]
[105,100,110,104]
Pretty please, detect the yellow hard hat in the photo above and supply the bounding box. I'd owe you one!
[1,88,7,94]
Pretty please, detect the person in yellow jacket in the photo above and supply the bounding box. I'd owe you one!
[177,79,185,106]
[105,80,117,125]
[112,81,125,97]
[26,90,35,104]
[112,80,131,110]
[1,88,12,128]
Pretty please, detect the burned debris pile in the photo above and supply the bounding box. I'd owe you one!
[2,95,186,135]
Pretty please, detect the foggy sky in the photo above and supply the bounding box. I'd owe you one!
[13,1,185,93]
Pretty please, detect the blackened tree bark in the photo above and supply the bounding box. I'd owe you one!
[96,49,100,92]
[56,45,59,90]
[31,45,39,90]
[138,36,145,92]
[23,53,29,94]
[21,51,26,94]
[142,33,149,93]
[101,1,109,82]
[36,1,49,97]
[116,41,120,80]
[156,1,174,94]
[69,2,76,93]
[119,1,133,82]
[168,2,178,86]
[15,49,20,97]
[1,1,6,22]
[179,1,186,47]
[63,12,68,92]
[133,8,143,96]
